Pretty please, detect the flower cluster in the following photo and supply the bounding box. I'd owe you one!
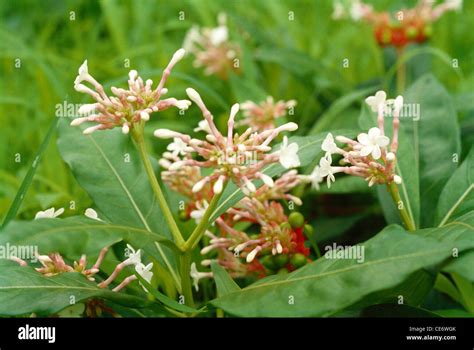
[238,96,297,132]
[333,0,462,47]
[302,90,403,189]
[71,49,190,134]
[183,13,240,79]
[12,244,152,293]
[154,88,300,196]
[197,173,311,279]
[155,91,310,286]
[34,249,107,282]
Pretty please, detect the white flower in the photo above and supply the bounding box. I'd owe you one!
[190,262,213,291]
[140,111,150,121]
[190,200,209,224]
[135,262,154,290]
[446,0,463,10]
[357,127,390,160]
[77,103,97,116]
[350,1,364,21]
[74,60,89,85]
[154,129,185,139]
[246,246,261,263]
[332,1,345,19]
[125,244,141,266]
[213,175,225,194]
[209,25,228,46]
[365,90,387,112]
[321,133,338,161]
[394,175,402,184]
[192,177,208,193]
[386,152,396,161]
[319,157,336,188]
[84,208,101,221]
[167,138,188,157]
[258,172,274,187]
[393,95,403,115]
[34,207,64,220]
[194,119,211,133]
[308,165,324,190]
[278,136,300,169]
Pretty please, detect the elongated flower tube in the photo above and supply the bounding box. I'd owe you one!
[154,88,300,196]
[71,49,191,134]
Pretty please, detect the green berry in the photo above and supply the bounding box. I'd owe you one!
[277,267,289,275]
[423,25,433,38]
[406,26,418,39]
[260,247,272,256]
[178,210,188,221]
[280,222,291,231]
[381,29,392,44]
[290,253,307,269]
[273,254,289,268]
[288,212,305,228]
[303,224,314,236]
[260,255,276,270]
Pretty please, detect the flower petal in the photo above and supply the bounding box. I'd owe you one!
[368,127,381,139]
[360,145,373,157]
[376,135,390,147]
[372,145,381,160]
[357,133,369,145]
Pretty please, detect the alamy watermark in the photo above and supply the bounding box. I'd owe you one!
[384,102,420,121]
[324,243,365,263]
[217,150,258,166]
[0,243,38,262]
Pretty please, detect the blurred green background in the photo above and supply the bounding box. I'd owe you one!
[0,0,473,227]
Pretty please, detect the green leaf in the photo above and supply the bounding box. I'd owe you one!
[340,269,436,316]
[255,47,317,77]
[57,120,179,286]
[444,250,474,283]
[360,303,440,317]
[434,273,463,305]
[309,85,378,134]
[435,146,474,226]
[0,216,176,260]
[451,273,474,313]
[229,72,267,102]
[211,260,240,297]
[416,211,474,252]
[404,74,461,227]
[434,309,474,318]
[1,117,59,228]
[314,213,367,243]
[134,273,199,314]
[317,176,370,194]
[0,260,148,316]
[212,216,474,317]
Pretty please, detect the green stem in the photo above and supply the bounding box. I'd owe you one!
[387,182,416,231]
[132,128,185,248]
[184,185,225,251]
[179,252,194,307]
[396,47,406,94]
